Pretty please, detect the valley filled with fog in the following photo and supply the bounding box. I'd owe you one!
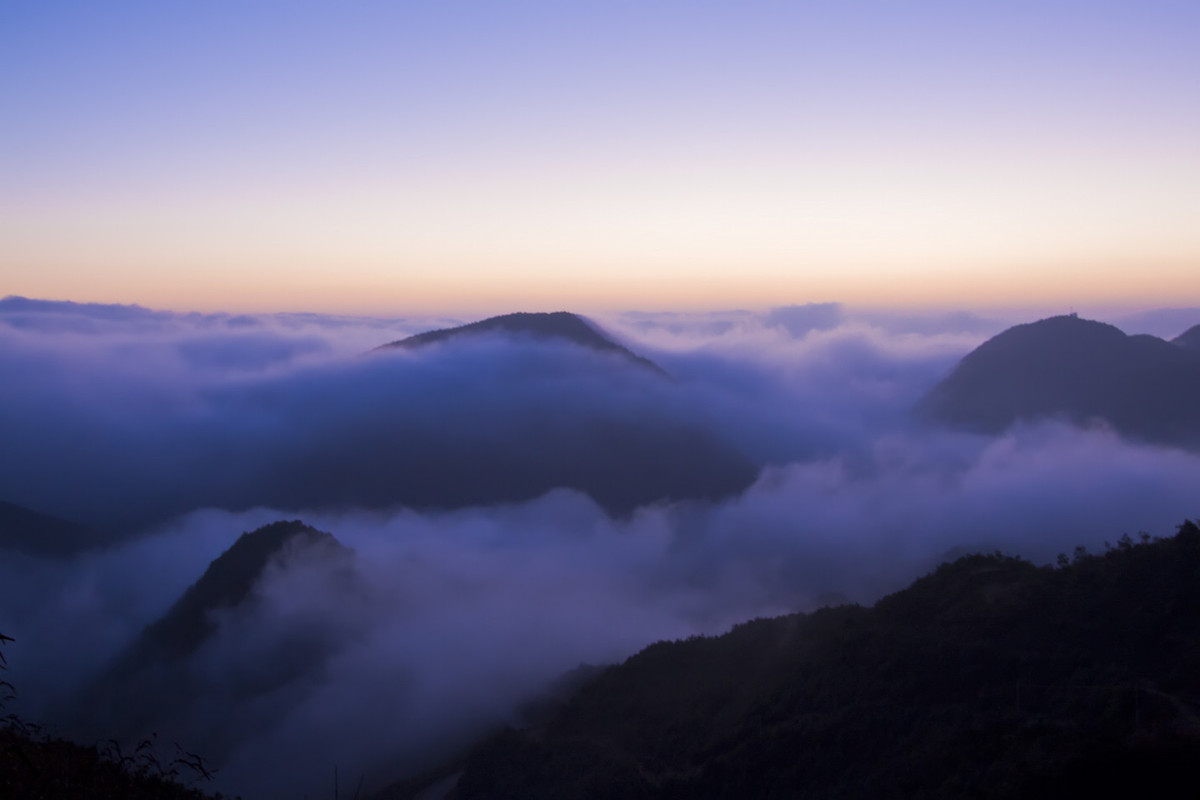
[2,297,1199,797]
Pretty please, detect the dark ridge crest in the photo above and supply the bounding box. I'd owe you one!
[918,314,1200,445]
[377,311,667,376]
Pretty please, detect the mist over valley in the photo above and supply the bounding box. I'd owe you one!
[3,297,1200,797]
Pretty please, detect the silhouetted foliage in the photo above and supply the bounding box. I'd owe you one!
[0,632,15,715]
[1,632,232,799]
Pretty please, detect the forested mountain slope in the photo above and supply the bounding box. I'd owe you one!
[444,521,1200,799]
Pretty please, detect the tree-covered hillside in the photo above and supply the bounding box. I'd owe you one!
[450,521,1200,799]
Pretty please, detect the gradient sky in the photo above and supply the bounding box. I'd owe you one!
[1,1,1198,314]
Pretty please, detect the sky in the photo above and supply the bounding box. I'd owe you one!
[1,1,1199,314]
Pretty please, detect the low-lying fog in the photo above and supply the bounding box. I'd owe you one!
[2,298,1198,797]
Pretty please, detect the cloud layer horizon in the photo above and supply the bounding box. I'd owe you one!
[1,297,1198,797]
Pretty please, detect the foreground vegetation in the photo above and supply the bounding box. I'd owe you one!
[447,521,1200,799]
[0,633,230,800]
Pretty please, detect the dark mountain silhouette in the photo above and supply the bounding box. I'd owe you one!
[0,500,94,557]
[417,521,1200,800]
[351,313,757,515]
[3,522,355,797]
[2,310,754,537]
[1174,323,1200,352]
[21,313,751,533]
[378,311,667,375]
[126,520,349,664]
[918,315,1200,445]
[1111,307,1200,339]
[77,521,353,753]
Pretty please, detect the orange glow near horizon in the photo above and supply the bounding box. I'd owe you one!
[3,4,1199,319]
[5,250,1199,319]
[4,163,1199,316]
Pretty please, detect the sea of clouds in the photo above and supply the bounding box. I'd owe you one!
[1,297,1198,797]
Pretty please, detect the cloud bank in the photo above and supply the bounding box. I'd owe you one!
[1,297,1198,797]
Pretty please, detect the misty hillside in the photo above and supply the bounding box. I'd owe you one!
[1174,323,1200,352]
[918,315,1200,445]
[124,520,350,663]
[357,311,754,516]
[0,501,93,558]
[1,308,757,539]
[380,311,667,375]
[431,521,1200,800]
[77,521,354,754]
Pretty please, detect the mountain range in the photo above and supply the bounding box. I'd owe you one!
[12,514,1200,798]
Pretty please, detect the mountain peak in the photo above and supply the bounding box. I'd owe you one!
[1174,323,1200,352]
[918,314,1200,444]
[378,311,667,375]
[991,312,1124,340]
[135,520,346,662]
[78,520,353,750]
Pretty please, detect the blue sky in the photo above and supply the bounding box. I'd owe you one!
[2,1,1198,313]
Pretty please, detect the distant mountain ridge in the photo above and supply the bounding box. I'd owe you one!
[918,314,1200,445]
[1174,323,1200,352]
[362,311,756,514]
[0,501,94,557]
[378,311,667,375]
